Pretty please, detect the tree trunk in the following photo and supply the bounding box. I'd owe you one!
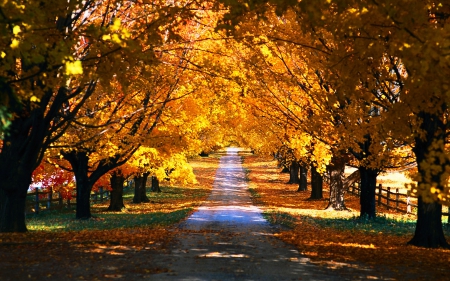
[0,116,46,232]
[288,161,300,184]
[326,157,346,210]
[133,175,144,203]
[408,111,449,248]
[108,171,126,211]
[408,197,448,248]
[297,165,308,192]
[140,172,150,202]
[75,175,92,219]
[64,151,93,219]
[62,150,117,220]
[359,166,378,219]
[0,187,28,232]
[309,165,323,199]
[151,176,161,193]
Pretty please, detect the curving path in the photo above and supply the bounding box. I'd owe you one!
[151,147,337,280]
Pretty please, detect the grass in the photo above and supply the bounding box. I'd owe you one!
[26,208,193,232]
[262,209,425,236]
[25,155,220,233]
[243,153,450,280]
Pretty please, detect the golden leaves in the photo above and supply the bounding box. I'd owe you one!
[245,153,450,279]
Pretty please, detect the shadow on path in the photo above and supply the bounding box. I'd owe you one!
[151,148,340,280]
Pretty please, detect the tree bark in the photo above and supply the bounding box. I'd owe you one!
[64,151,93,219]
[133,175,144,203]
[408,197,448,248]
[0,187,28,232]
[62,150,122,219]
[288,161,300,184]
[140,172,150,202]
[297,165,308,191]
[309,165,323,199]
[108,171,126,211]
[326,157,346,210]
[151,176,161,193]
[0,112,48,232]
[359,166,378,219]
[408,111,449,248]
[133,173,150,203]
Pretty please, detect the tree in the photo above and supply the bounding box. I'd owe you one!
[0,0,201,229]
[108,169,127,211]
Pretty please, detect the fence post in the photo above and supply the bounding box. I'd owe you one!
[34,189,40,214]
[67,198,71,209]
[58,192,63,208]
[406,196,411,213]
[47,187,52,210]
[387,187,391,210]
[99,186,104,202]
[377,184,382,206]
[395,188,399,210]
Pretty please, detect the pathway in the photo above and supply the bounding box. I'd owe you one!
[151,147,338,280]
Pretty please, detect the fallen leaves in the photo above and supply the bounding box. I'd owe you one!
[243,154,450,280]
[0,156,220,280]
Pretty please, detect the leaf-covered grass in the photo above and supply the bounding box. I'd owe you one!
[0,155,221,280]
[25,155,219,233]
[262,210,426,236]
[243,154,450,281]
[26,208,193,232]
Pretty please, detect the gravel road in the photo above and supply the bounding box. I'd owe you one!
[151,147,339,281]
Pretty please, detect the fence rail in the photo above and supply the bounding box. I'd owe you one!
[26,187,110,214]
[347,182,450,221]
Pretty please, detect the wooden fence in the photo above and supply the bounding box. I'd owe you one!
[347,182,450,222]
[26,187,110,214]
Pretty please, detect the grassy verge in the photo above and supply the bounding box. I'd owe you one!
[243,153,450,280]
[24,155,219,233]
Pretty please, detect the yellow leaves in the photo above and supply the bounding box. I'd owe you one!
[12,25,21,35]
[0,52,5,58]
[101,18,130,46]
[111,18,121,32]
[30,96,40,103]
[64,60,83,76]
[102,34,111,41]
[10,39,19,49]
[347,7,368,16]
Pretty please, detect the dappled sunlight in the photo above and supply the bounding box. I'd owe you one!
[244,153,450,280]
[198,252,250,258]
[182,148,269,230]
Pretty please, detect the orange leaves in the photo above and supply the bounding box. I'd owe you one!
[245,153,450,280]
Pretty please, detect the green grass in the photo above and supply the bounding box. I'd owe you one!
[26,208,192,232]
[27,208,192,231]
[262,210,450,236]
[25,185,208,232]
[263,211,298,228]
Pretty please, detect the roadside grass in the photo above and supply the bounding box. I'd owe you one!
[262,210,422,236]
[243,153,450,280]
[0,154,220,280]
[25,155,220,233]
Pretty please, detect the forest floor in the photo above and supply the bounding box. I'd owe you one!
[0,150,449,280]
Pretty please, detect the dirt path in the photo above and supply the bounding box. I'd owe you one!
[151,148,338,280]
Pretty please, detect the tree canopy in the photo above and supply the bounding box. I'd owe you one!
[1,0,450,247]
